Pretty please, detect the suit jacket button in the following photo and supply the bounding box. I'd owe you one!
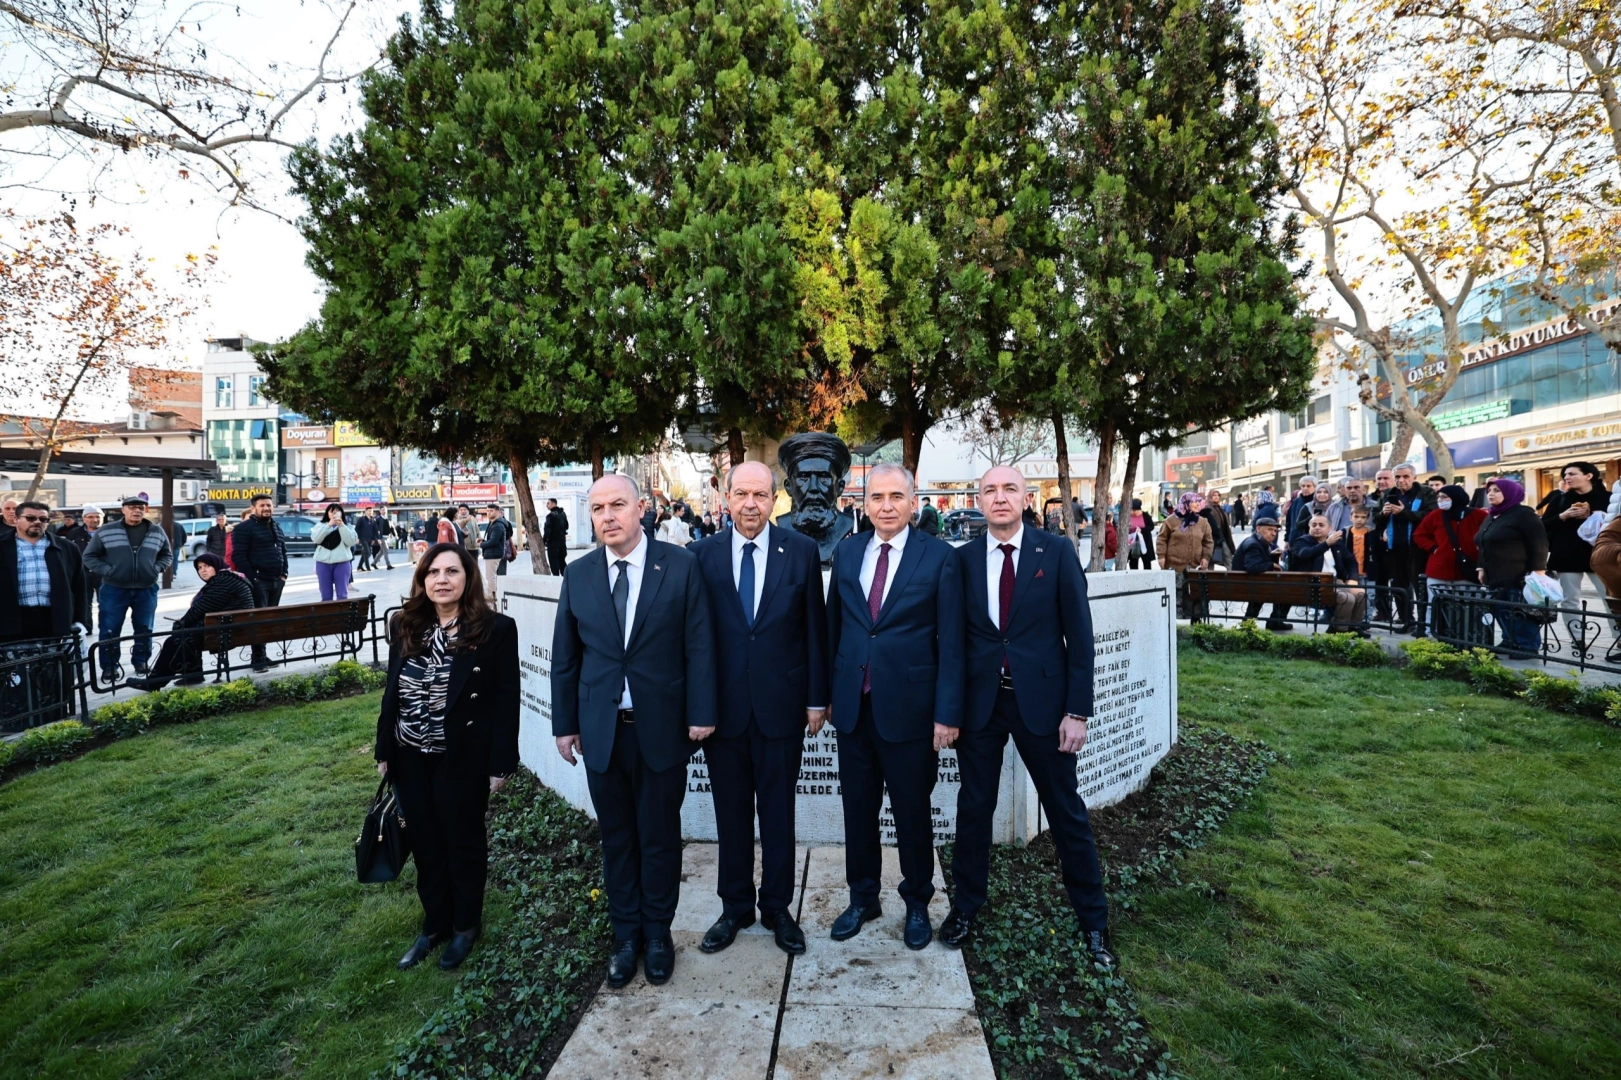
[749,634,756,641]
[870,632,877,638]
[470,692,479,699]
[473,666,481,673]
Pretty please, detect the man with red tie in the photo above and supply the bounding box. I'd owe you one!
[942,466,1114,968]
[825,463,964,949]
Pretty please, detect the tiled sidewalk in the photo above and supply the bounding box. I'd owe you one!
[549,844,994,1080]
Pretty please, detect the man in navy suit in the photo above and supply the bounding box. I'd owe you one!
[691,461,829,955]
[551,474,718,988]
[941,466,1114,968]
[826,462,965,949]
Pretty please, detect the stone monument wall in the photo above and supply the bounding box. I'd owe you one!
[507,567,1176,845]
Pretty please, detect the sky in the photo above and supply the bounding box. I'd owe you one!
[1,0,417,419]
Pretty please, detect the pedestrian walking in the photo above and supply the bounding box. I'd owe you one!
[543,498,570,574]
[81,495,170,677]
[479,503,512,602]
[1157,492,1213,620]
[311,502,360,601]
[355,507,376,572]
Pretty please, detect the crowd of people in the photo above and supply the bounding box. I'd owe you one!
[1134,461,1621,659]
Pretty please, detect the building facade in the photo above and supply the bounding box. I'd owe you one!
[201,335,280,505]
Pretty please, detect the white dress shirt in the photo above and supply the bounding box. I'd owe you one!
[985,525,1024,626]
[731,522,770,616]
[606,531,648,708]
[858,524,911,608]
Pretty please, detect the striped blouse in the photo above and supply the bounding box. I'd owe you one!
[396,619,457,753]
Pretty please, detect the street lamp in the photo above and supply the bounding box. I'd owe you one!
[1300,440,1315,473]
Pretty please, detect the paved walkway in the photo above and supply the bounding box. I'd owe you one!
[550,844,994,1080]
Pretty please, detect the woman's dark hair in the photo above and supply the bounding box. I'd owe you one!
[1563,461,1600,483]
[394,543,492,656]
[324,501,345,522]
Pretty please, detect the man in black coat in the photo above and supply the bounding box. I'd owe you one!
[942,468,1114,968]
[691,462,828,956]
[1374,464,1437,634]
[354,509,377,571]
[0,500,89,644]
[543,498,570,573]
[825,463,965,950]
[230,494,290,671]
[551,474,718,988]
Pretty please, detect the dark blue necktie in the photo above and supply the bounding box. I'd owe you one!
[739,541,757,627]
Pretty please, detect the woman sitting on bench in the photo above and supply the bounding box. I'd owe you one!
[127,553,255,691]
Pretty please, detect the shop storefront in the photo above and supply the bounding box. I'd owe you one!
[1497,418,1621,504]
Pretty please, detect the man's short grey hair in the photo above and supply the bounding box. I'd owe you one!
[866,462,916,496]
[1394,464,1416,475]
[592,473,641,500]
[726,462,777,496]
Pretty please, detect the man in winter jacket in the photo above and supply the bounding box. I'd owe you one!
[0,500,89,645]
[1288,514,1368,631]
[230,494,289,671]
[478,504,511,601]
[82,495,171,675]
[1235,510,1291,631]
[1374,465,1437,634]
[1282,477,1320,550]
[543,499,570,573]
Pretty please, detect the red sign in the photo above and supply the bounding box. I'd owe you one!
[447,483,501,501]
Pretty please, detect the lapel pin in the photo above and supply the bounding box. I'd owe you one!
[777,546,784,553]
[1035,568,1045,578]
[1035,547,1044,553]
[653,564,662,571]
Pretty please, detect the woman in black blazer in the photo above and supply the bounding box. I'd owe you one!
[376,542,520,970]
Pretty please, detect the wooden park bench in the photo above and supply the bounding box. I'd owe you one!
[1184,570,1337,618]
[201,598,373,677]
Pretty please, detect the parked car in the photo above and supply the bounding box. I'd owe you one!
[173,518,214,561]
[276,514,321,558]
[942,508,988,542]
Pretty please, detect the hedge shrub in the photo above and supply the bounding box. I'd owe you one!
[0,661,386,779]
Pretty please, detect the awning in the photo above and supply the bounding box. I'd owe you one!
[0,449,219,480]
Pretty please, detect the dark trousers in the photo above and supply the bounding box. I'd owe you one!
[587,717,687,944]
[1243,600,1288,624]
[546,543,567,574]
[247,575,285,664]
[951,688,1108,932]
[356,541,372,571]
[148,626,204,682]
[706,717,802,916]
[1388,545,1424,628]
[838,695,937,908]
[8,606,55,642]
[391,746,492,935]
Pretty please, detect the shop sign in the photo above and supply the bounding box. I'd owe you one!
[1407,298,1621,386]
[1232,416,1270,449]
[332,421,374,447]
[447,482,501,501]
[280,425,333,448]
[203,485,274,502]
[391,484,441,501]
[1431,400,1511,432]
[1500,418,1621,458]
[1424,434,1499,472]
[1165,455,1217,486]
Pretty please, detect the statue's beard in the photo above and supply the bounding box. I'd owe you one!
[796,501,837,534]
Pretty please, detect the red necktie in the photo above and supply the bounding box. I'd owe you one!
[999,543,1015,674]
[863,542,891,693]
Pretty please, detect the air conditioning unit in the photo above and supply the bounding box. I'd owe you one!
[175,480,199,501]
[128,411,147,430]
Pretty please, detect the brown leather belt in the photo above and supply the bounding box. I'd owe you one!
[617,709,635,724]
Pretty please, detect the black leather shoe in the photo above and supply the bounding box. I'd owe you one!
[938,906,973,948]
[700,911,755,953]
[125,675,169,692]
[132,661,151,676]
[1264,620,1294,633]
[903,904,933,950]
[606,939,639,988]
[396,932,445,970]
[644,936,675,985]
[1085,930,1117,970]
[438,927,480,970]
[175,673,206,686]
[829,902,881,941]
[760,908,806,955]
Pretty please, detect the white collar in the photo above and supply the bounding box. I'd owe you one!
[732,522,769,556]
[609,530,648,569]
[986,524,1024,554]
[867,524,911,554]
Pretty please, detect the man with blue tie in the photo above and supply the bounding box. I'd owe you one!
[551,474,718,988]
[691,461,829,955]
[826,462,965,949]
[942,466,1114,968]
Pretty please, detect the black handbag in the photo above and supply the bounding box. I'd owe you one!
[355,777,411,883]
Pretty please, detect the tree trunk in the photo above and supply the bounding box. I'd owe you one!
[1089,419,1117,568]
[1387,413,1455,480]
[23,441,51,504]
[899,409,924,477]
[508,451,550,575]
[1053,411,1077,547]
[727,427,745,469]
[1117,436,1143,572]
[590,434,604,480]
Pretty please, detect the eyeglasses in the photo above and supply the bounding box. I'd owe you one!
[20,514,50,523]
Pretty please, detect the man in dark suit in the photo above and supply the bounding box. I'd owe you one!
[543,497,570,573]
[941,466,1114,968]
[691,462,828,956]
[551,474,718,988]
[826,463,964,950]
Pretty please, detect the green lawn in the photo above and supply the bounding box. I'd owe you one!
[0,692,490,1080]
[1122,649,1621,1079]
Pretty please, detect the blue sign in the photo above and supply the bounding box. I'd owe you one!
[1424,434,1499,472]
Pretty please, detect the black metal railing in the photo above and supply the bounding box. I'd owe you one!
[1429,582,1621,675]
[0,632,90,733]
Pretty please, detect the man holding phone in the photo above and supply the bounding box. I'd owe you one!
[1374,466,1435,634]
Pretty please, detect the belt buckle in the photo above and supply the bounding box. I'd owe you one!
[618,709,635,724]
[998,673,1015,690]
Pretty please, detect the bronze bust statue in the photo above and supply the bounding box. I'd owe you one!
[774,432,854,565]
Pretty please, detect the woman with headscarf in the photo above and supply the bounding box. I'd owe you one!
[1473,478,1550,658]
[126,553,256,691]
[1157,492,1214,619]
[1413,484,1487,636]
[1125,498,1157,569]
